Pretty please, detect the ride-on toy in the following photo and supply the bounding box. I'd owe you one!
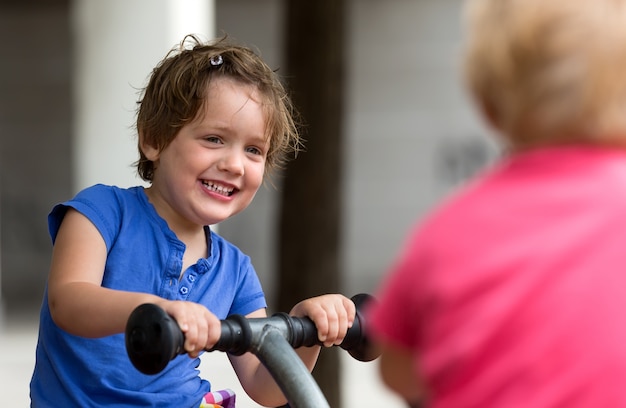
[125,294,379,408]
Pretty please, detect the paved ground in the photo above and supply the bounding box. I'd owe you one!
[1,314,406,407]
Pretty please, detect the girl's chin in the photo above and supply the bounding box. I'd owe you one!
[198,207,242,225]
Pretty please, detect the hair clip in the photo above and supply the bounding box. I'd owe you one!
[210,55,223,67]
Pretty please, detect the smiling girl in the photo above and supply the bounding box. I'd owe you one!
[30,35,356,408]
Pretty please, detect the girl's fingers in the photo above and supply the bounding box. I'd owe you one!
[289,294,358,347]
[161,301,218,358]
[183,313,199,356]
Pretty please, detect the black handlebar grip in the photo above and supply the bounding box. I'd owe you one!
[125,293,379,375]
[209,314,252,355]
[125,303,184,375]
[275,293,379,362]
[343,293,379,362]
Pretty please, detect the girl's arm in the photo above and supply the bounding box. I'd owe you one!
[47,208,158,337]
[47,208,220,356]
[377,342,426,405]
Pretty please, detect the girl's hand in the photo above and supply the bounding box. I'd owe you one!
[156,300,221,358]
[289,294,356,347]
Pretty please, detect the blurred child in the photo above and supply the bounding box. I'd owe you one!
[367,0,626,406]
[29,35,355,407]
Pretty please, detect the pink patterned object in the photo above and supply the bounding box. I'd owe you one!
[199,388,236,408]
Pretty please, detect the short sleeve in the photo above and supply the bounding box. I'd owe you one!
[48,184,122,251]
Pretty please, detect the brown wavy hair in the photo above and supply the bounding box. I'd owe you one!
[135,34,302,181]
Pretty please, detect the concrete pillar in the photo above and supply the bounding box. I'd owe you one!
[72,0,215,191]
[0,177,3,326]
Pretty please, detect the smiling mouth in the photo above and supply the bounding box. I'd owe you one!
[202,181,235,197]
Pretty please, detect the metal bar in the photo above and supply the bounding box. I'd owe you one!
[251,325,330,408]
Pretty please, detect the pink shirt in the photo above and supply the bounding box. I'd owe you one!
[369,145,626,407]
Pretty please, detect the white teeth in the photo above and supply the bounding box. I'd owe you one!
[203,181,234,196]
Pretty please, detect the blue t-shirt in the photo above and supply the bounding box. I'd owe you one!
[30,184,267,407]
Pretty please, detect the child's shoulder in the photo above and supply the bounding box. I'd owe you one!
[56,184,146,224]
[206,227,251,261]
[207,227,236,250]
[75,183,142,199]
[49,184,149,245]
[69,184,148,211]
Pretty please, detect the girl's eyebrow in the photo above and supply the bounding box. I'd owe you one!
[189,120,227,133]
[249,134,271,148]
[196,121,268,146]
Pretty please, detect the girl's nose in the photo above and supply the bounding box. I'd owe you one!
[217,149,244,176]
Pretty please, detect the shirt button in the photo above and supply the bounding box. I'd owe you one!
[180,286,189,295]
[188,275,196,282]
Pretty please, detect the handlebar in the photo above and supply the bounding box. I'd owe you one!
[125,293,379,376]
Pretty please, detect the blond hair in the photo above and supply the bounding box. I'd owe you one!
[463,0,626,147]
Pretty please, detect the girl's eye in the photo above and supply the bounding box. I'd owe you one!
[205,136,222,144]
[246,146,264,156]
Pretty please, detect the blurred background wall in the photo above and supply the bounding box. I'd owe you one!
[1,0,74,319]
[0,0,496,322]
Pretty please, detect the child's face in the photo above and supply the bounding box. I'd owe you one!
[143,77,268,228]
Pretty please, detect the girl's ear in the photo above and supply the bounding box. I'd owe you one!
[139,132,160,161]
[479,97,503,133]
